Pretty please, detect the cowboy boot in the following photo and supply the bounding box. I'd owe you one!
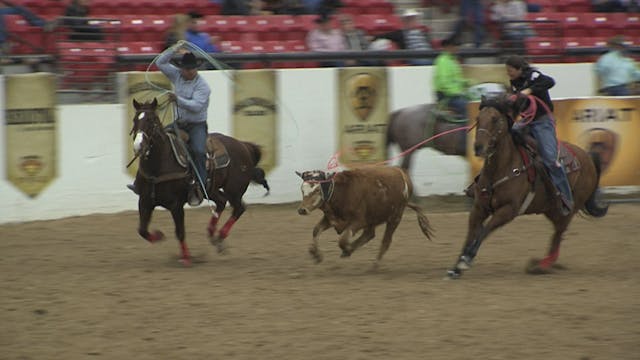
[188,180,204,206]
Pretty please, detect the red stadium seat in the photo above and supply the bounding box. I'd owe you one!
[3,15,47,54]
[582,13,616,37]
[525,13,565,38]
[562,13,589,38]
[556,0,592,12]
[356,14,402,35]
[610,14,640,37]
[525,37,563,62]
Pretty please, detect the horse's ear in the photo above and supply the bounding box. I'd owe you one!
[151,98,158,108]
[295,171,303,179]
[480,95,487,104]
[133,99,140,110]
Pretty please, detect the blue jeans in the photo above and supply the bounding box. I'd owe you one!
[602,84,630,96]
[453,0,485,48]
[528,115,573,205]
[447,95,468,119]
[170,121,208,184]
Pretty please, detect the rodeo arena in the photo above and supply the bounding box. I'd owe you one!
[2,0,640,358]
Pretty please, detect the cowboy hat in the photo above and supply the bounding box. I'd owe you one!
[402,8,420,17]
[171,52,203,69]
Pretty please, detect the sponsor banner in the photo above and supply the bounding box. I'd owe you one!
[124,72,173,177]
[555,97,640,186]
[467,97,640,186]
[232,70,277,173]
[5,73,57,198]
[338,68,388,166]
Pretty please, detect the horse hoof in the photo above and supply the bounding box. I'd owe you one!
[340,250,351,258]
[309,248,323,263]
[179,258,192,267]
[447,268,462,279]
[210,235,226,254]
[525,258,553,275]
[147,230,165,243]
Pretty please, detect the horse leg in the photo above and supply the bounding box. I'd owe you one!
[448,204,516,278]
[137,199,164,243]
[170,205,190,266]
[206,191,227,237]
[400,151,413,171]
[310,215,331,263]
[342,226,375,257]
[527,214,573,274]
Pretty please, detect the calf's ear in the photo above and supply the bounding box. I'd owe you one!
[295,171,303,178]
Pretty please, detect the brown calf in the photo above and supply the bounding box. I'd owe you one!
[296,166,433,266]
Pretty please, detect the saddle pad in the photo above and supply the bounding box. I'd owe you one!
[206,136,230,169]
[559,142,580,174]
[167,133,190,168]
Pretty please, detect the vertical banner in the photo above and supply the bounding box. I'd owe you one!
[232,70,277,174]
[5,73,57,198]
[467,97,640,186]
[124,72,173,177]
[338,68,388,166]
[554,97,640,186]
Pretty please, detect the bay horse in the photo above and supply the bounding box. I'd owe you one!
[447,95,608,278]
[130,98,269,265]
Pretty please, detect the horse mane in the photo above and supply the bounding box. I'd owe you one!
[479,94,515,128]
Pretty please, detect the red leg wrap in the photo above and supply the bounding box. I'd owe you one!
[207,214,220,236]
[539,248,560,269]
[219,217,237,239]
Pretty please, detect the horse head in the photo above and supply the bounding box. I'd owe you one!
[131,98,163,159]
[474,95,515,158]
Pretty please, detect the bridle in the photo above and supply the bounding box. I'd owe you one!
[132,108,165,161]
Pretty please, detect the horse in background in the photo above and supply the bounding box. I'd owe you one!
[129,98,269,265]
[447,95,608,278]
[386,103,468,170]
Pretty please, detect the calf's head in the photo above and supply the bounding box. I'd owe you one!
[296,170,334,215]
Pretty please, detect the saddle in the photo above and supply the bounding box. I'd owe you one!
[514,132,581,188]
[165,129,231,174]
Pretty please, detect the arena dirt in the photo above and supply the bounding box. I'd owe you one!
[1,197,638,359]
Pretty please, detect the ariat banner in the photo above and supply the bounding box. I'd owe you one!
[467,97,640,186]
[554,97,640,186]
[232,70,277,174]
[338,68,388,166]
[124,72,173,177]
[5,73,57,198]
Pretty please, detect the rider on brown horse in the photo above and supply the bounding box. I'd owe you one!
[466,55,574,216]
[128,46,209,206]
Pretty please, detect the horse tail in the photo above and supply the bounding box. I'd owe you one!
[243,142,270,195]
[583,151,608,218]
[406,202,434,241]
[252,167,270,196]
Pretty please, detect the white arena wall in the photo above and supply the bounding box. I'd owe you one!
[0,63,599,224]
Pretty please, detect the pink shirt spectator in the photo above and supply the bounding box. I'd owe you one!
[306,28,346,52]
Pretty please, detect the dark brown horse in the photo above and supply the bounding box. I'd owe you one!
[447,95,608,278]
[130,98,269,265]
[385,103,468,170]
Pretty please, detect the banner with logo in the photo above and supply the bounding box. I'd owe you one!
[555,97,640,186]
[123,72,173,177]
[5,73,57,198]
[232,70,277,174]
[338,68,388,166]
[467,97,640,186]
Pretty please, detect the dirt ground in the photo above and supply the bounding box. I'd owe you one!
[1,196,639,360]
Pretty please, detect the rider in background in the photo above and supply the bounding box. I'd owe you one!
[433,36,470,119]
[505,55,573,215]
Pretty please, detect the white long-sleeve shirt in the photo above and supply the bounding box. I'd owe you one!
[156,50,211,124]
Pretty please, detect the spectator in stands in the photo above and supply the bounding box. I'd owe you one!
[433,36,470,120]
[306,13,346,67]
[595,36,640,96]
[591,0,629,12]
[221,0,251,15]
[316,0,343,16]
[265,0,308,15]
[64,0,103,41]
[451,0,486,49]
[165,14,190,50]
[0,1,50,56]
[185,11,220,55]
[375,9,433,66]
[490,0,534,51]
[338,14,375,66]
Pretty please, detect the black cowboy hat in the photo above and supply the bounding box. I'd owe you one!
[171,52,203,69]
[187,10,203,19]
